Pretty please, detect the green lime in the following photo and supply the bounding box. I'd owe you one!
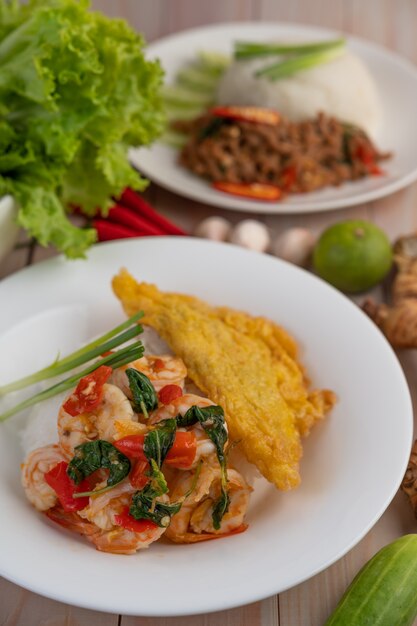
[313,220,392,293]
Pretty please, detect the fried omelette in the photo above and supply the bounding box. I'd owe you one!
[112,269,336,491]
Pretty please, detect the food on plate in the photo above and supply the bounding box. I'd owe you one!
[112,269,336,490]
[21,349,250,553]
[0,0,165,257]
[324,535,417,626]
[272,228,316,267]
[218,45,381,138]
[175,109,389,197]
[363,233,417,348]
[162,38,391,200]
[313,220,392,293]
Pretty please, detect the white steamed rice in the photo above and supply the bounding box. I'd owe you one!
[217,49,382,138]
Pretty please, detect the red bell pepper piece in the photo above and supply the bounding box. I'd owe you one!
[44,462,90,512]
[212,181,282,201]
[158,384,183,405]
[212,106,280,126]
[63,365,112,416]
[114,431,197,469]
[114,506,158,533]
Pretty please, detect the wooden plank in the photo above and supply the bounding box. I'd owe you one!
[121,602,262,626]
[0,576,119,626]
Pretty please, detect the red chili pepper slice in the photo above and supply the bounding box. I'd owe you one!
[114,506,158,533]
[153,358,166,371]
[44,462,90,512]
[158,384,183,405]
[129,460,149,489]
[212,106,280,126]
[114,431,197,469]
[281,165,297,191]
[62,365,112,416]
[354,143,383,176]
[213,181,282,202]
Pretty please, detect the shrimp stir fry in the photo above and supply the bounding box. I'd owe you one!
[21,353,250,554]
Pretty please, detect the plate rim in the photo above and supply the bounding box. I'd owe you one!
[130,21,417,214]
[0,237,413,616]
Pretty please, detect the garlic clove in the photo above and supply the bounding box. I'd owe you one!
[272,228,316,266]
[194,216,232,241]
[229,219,271,253]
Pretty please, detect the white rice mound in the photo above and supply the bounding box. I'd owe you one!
[217,49,382,138]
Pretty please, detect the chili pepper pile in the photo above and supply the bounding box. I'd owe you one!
[91,188,187,242]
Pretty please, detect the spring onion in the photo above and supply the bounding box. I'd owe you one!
[255,42,345,80]
[0,340,144,422]
[234,38,346,59]
[0,312,143,396]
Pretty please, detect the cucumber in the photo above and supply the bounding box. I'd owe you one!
[161,85,214,108]
[198,50,230,75]
[177,66,219,92]
[164,105,206,121]
[159,129,187,149]
[325,534,417,626]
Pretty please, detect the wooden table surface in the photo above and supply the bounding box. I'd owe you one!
[2,1,417,624]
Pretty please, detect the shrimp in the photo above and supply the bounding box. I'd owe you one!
[47,491,166,555]
[165,464,251,543]
[58,383,134,458]
[78,479,136,530]
[150,393,219,467]
[21,444,66,511]
[110,354,187,395]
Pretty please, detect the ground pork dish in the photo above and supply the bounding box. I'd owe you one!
[175,108,390,196]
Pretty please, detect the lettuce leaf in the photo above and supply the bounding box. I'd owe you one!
[0,0,165,257]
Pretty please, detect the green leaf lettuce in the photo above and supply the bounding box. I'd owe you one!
[0,0,165,257]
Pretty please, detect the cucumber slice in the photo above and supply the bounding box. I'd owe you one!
[162,85,214,108]
[165,105,206,121]
[159,129,188,149]
[177,66,219,93]
[198,50,230,75]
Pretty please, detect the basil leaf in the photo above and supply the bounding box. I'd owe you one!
[126,368,158,418]
[212,489,230,530]
[129,461,181,528]
[130,490,182,527]
[178,405,229,530]
[198,116,224,141]
[67,440,131,488]
[143,418,176,468]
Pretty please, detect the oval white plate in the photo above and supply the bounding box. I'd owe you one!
[130,22,417,214]
[0,237,412,616]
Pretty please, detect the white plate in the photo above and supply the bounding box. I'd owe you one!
[130,22,417,214]
[0,238,412,616]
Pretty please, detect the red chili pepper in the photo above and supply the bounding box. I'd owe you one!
[44,462,90,512]
[153,358,166,371]
[62,365,112,417]
[281,165,297,191]
[114,431,197,469]
[114,506,158,533]
[120,188,187,236]
[212,106,280,126]
[158,384,183,405]
[354,143,383,176]
[129,460,149,489]
[213,181,282,201]
[107,205,165,236]
[93,219,143,242]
